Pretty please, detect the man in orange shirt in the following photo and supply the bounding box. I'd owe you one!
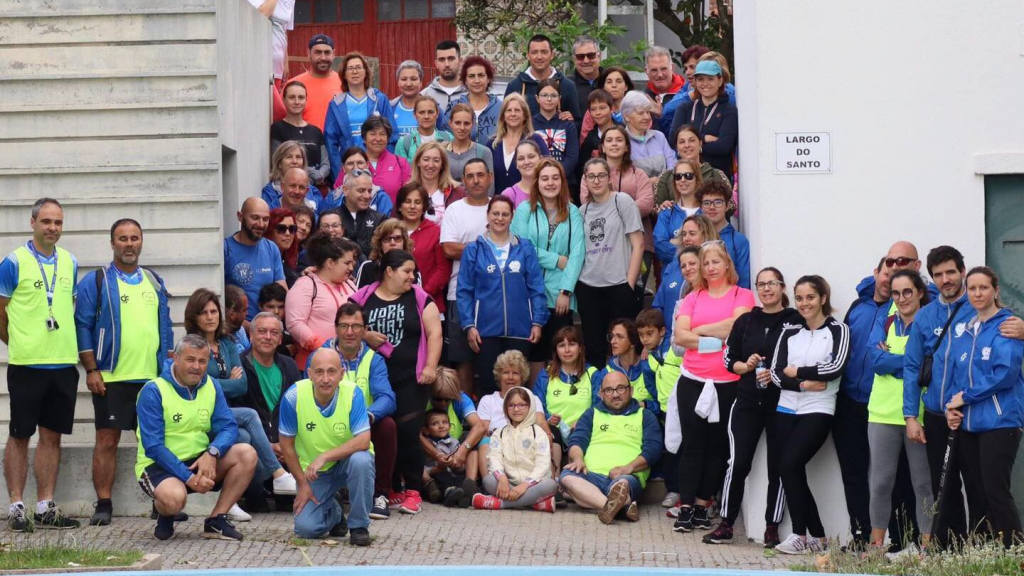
[290,34,341,131]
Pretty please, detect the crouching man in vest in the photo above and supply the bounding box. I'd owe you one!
[559,371,662,524]
[136,334,257,541]
[280,348,375,546]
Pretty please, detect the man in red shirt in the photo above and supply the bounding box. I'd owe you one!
[290,34,341,131]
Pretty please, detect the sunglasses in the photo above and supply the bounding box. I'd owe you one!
[568,374,579,396]
[275,224,297,234]
[674,172,696,181]
[574,52,599,62]
[885,257,917,268]
[701,239,726,248]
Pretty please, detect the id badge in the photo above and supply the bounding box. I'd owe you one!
[46,316,59,331]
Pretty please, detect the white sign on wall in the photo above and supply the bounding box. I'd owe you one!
[775,132,831,173]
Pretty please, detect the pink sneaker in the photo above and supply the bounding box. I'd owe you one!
[399,490,422,514]
[388,490,405,509]
[531,495,555,513]
[472,494,502,510]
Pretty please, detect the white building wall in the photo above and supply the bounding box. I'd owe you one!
[733,0,1024,542]
[0,0,270,513]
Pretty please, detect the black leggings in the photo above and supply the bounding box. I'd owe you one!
[775,411,833,538]
[576,281,640,369]
[676,377,737,506]
[720,397,784,525]
[958,427,1023,547]
[392,380,431,494]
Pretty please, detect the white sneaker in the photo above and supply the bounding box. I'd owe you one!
[661,492,680,508]
[227,503,251,523]
[775,533,810,555]
[884,542,919,562]
[273,472,297,495]
[807,537,828,553]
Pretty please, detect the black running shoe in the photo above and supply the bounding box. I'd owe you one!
[692,505,712,530]
[34,502,80,530]
[154,515,175,540]
[673,507,694,533]
[202,514,243,541]
[329,514,348,538]
[443,486,465,508]
[90,499,113,526]
[349,527,371,547]
[703,521,734,544]
[7,503,33,533]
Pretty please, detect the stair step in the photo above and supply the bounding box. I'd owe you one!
[0,106,218,141]
[0,44,216,82]
[4,0,215,19]
[0,168,220,201]
[0,13,216,46]
[0,77,216,114]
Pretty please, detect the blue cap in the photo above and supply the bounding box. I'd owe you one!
[694,61,722,76]
[308,34,334,49]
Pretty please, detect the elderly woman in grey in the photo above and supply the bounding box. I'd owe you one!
[620,90,676,188]
[391,60,426,139]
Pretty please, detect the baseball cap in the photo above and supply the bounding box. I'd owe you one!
[694,61,722,76]
[309,34,334,49]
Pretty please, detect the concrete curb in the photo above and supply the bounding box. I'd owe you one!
[0,553,161,575]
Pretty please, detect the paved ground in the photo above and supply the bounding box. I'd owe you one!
[1,504,805,571]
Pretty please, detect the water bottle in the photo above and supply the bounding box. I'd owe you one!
[558,421,572,440]
[755,359,767,389]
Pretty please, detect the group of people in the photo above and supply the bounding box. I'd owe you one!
[2,31,1023,559]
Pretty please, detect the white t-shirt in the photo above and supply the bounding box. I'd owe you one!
[439,199,489,298]
[477,390,543,433]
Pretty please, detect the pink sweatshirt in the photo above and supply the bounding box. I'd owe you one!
[369,150,411,203]
[285,273,356,368]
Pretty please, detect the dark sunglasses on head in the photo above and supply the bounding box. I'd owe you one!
[673,172,696,181]
[885,257,917,268]
[275,224,297,234]
[568,374,579,396]
[574,52,599,61]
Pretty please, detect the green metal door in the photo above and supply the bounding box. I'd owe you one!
[985,174,1024,523]
[985,175,1024,314]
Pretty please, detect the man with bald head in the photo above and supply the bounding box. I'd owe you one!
[224,197,287,320]
[279,348,374,546]
[559,371,661,525]
[278,168,319,214]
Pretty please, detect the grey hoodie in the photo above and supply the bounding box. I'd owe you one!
[421,77,469,118]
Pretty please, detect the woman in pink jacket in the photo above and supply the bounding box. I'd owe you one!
[285,232,359,368]
[363,116,411,203]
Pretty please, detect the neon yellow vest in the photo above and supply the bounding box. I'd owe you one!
[7,245,77,365]
[426,398,466,440]
[544,366,597,427]
[649,348,682,409]
[135,376,215,479]
[617,363,653,405]
[294,379,373,472]
[867,316,921,425]
[584,408,650,487]
[102,275,160,383]
[340,348,375,408]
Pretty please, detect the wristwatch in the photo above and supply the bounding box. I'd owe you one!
[560,289,571,297]
[206,446,221,459]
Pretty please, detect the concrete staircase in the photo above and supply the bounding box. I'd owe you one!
[0,0,271,516]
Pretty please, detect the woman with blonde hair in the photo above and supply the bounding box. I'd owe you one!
[490,93,549,193]
[262,140,321,211]
[654,215,719,347]
[354,218,415,288]
[410,140,465,223]
[672,240,755,533]
[653,158,704,267]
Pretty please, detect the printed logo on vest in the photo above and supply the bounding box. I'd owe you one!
[552,389,562,397]
[121,294,130,304]
[305,422,317,432]
[599,423,610,432]
[172,413,183,423]
[197,409,210,423]
[333,422,348,434]
[33,280,43,289]
[142,291,157,303]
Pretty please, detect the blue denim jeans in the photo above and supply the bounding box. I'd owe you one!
[294,450,375,537]
[231,406,281,483]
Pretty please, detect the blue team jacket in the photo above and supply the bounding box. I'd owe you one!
[948,307,1024,433]
[457,234,549,338]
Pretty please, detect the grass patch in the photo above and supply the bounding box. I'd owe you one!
[0,541,143,571]
[795,539,1024,576]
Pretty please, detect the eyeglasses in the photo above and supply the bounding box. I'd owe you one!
[537,93,559,100]
[335,322,365,332]
[701,199,726,208]
[892,288,918,300]
[606,333,628,342]
[383,234,404,243]
[275,224,297,234]
[345,65,365,72]
[673,172,696,181]
[885,257,918,268]
[756,280,782,290]
[701,239,726,248]
[601,385,630,396]
[507,402,530,410]
[574,52,599,62]
[584,172,609,182]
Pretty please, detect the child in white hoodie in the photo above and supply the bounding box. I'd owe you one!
[473,387,558,512]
